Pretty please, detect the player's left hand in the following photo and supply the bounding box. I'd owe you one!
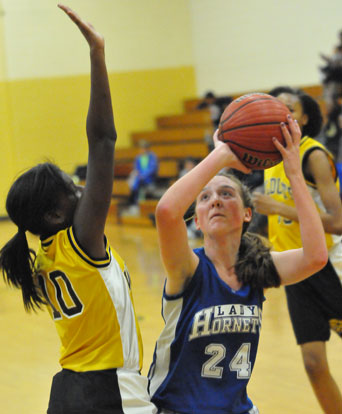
[273,115,301,178]
[58,4,104,51]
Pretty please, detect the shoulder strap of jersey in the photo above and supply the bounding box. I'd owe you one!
[67,227,111,268]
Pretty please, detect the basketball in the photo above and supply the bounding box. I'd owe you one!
[218,92,291,170]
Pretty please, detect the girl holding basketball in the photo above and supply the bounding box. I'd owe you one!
[0,5,156,414]
[147,116,327,414]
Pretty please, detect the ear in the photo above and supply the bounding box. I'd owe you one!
[194,215,200,230]
[244,207,252,223]
[44,209,65,226]
[302,113,309,126]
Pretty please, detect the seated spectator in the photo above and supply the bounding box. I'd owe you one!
[196,91,232,129]
[127,140,158,211]
[319,30,342,115]
[179,157,197,178]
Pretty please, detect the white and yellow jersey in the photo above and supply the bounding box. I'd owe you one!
[35,227,143,372]
[264,136,342,280]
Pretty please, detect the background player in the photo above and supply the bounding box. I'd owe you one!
[253,86,342,414]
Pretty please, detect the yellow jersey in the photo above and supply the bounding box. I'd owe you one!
[264,136,342,280]
[35,226,143,372]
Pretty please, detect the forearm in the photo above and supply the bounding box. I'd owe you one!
[87,47,116,143]
[273,196,341,234]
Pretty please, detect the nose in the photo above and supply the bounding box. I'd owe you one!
[211,193,222,207]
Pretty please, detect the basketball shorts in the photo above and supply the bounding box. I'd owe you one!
[285,260,342,344]
[47,367,157,414]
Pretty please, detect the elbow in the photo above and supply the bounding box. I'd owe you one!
[155,199,182,227]
[155,199,172,222]
[310,247,328,272]
[105,132,117,145]
[155,201,170,221]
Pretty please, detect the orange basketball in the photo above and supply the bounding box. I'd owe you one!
[218,93,291,170]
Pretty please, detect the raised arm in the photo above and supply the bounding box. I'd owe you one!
[58,5,116,258]
[270,118,328,284]
[156,131,250,295]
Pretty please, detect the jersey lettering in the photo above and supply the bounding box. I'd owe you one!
[201,342,252,379]
[37,274,62,320]
[201,343,226,378]
[189,304,262,341]
[229,343,251,378]
[266,177,292,199]
[40,270,84,319]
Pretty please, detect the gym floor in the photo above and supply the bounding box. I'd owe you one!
[0,219,341,413]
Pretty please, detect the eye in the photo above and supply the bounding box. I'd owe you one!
[221,190,233,198]
[199,192,210,201]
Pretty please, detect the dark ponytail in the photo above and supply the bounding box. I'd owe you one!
[235,232,280,289]
[0,162,69,311]
[0,230,44,311]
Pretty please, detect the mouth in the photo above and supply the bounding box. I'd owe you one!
[210,213,225,220]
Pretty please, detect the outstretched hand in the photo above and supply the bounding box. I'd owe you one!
[213,129,251,174]
[58,4,104,50]
[273,115,302,178]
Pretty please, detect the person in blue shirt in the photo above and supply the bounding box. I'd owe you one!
[128,140,158,207]
[148,117,328,414]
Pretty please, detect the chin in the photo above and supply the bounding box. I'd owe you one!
[207,225,227,237]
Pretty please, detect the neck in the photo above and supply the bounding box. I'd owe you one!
[203,231,243,290]
[203,229,242,270]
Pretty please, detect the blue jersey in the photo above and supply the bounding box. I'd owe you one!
[148,248,264,414]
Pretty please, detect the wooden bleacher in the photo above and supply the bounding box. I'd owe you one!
[156,110,212,128]
[110,106,212,225]
[120,199,158,227]
[115,142,209,162]
[131,126,211,145]
[114,160,179,179]
[112,179,130,198]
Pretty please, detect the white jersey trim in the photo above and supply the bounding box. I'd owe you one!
[149,296,183,397]
[117,368,157,414]
[99,252,141,369]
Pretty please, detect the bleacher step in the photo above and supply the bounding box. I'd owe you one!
[120,215,154,227]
